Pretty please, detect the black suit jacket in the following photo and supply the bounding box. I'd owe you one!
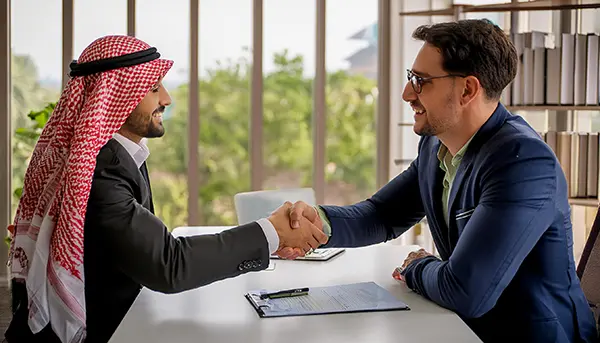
[5,138,270,343]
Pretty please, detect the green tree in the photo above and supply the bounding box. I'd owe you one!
[146,50,377,229]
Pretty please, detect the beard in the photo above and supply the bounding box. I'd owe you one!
[145,117,165,138]
[415,124,436,136]
[413,91,456,137]
[123,106,166,138]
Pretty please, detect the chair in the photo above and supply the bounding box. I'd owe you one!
[577,207,600,337]
[233,188,316,225]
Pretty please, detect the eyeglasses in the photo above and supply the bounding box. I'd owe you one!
[406,69,466,94]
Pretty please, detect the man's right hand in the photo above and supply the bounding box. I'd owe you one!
[288,201,323,231]
[268,201,328,253]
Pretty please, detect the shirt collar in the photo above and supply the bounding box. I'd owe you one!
[437,132,477,168]
[112,132,150,168]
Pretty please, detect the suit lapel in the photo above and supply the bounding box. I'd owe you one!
[446,153,474,246]
[447,155,474,226]
[107,139,153,211]
[425,139,452,259]
[139,162,155,214]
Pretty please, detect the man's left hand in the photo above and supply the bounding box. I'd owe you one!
[402,248,432,268]
[392,248,433,281]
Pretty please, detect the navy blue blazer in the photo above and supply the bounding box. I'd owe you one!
[321,103,598,342]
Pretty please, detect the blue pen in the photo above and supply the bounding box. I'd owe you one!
[260,287,309,299]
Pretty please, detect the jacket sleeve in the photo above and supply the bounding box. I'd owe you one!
[402,137,558,319]
[85,164,271,294]
[319,158,426,248]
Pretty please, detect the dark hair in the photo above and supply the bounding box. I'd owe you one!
[412,18,517,100]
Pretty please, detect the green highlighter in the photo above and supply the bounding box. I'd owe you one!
[260,287,309,299]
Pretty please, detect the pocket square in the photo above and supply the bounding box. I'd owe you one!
[455,208,475,220]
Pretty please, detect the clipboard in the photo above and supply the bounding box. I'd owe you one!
[270,248,345,261]
[244,281,410,318]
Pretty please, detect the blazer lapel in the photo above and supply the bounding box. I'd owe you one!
[425,139,452,259]
[446,153,475,245]
[139,162,155,214]
[107,139,151,208]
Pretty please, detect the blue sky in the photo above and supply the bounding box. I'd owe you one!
[11,0,378,85]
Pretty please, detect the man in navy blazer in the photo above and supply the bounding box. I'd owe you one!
[280,19,598,342]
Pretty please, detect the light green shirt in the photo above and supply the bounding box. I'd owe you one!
[437,135,475,227]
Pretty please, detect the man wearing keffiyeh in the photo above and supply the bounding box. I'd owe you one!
[4,35,328,343]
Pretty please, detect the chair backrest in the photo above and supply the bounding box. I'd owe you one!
[577,207,600,333]
[233,188,316,225]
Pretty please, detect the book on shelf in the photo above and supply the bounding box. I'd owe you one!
[570,132,588,198]
[541,131,600,200]
[559,33,575,105]
[586,34,599,106]
[501,31,600,108]
[587,132,599,197]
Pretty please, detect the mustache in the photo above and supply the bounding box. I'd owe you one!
[153,106,165,115]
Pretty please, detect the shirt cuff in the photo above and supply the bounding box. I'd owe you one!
[315,206,332,237]
[256,218,279,254]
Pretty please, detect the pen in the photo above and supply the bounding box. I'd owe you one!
[260,287,309,299]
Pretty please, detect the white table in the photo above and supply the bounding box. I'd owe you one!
[109,226,481,343]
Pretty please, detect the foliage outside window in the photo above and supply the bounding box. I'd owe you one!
[10,50,377,233]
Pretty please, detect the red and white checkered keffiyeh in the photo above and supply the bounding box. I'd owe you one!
[8,35,173,343]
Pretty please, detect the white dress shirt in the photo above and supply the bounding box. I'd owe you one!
[111,133,280,254]
[112,133,150,168]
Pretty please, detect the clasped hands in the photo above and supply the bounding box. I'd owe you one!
[267,201,327,259]
[267,201,433,279]
[268,201,431,281]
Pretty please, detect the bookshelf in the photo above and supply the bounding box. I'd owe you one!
[569,197,599,207]
[399,7,458,16]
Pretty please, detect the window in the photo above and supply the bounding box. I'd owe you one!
[74,0,127,58]
[137,0,190,230]
[10,0,62,218]
[197,0,252,225]
[262,0,316,192]
[325,0,377,205]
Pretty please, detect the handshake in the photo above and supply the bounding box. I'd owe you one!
[267,201,329,260]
